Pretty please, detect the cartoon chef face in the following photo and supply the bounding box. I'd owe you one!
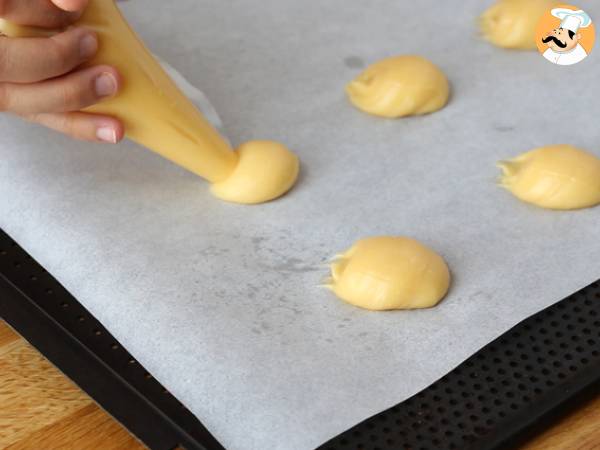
[542,27,581,52]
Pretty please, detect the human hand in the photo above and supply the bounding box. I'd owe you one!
[0,0,124,143]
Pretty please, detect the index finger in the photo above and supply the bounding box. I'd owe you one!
[50,0,88,12]
[0,0,84,28]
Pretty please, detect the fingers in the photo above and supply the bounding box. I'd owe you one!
[0,0,83,28]
[0,65,121,114]
[0,27,98,83]
[0,0,118,145]
[21,111,124,143]
[50,0,89,12]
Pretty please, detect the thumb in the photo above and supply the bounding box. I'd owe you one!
[50,0,89,12]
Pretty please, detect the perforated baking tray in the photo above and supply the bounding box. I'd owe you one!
[1,228,598,450]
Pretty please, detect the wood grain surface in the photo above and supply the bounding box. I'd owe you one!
[0,319,598,450]
[0,321,145,450]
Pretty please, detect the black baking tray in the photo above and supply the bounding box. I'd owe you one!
[0,227,599,450]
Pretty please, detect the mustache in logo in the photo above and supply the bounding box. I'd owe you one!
[542,35,567,48]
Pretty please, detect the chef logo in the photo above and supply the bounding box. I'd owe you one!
[535,5,595,66]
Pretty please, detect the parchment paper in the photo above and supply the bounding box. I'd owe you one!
[1,1,600,449]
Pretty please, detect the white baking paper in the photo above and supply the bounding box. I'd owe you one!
[1,1,599,449]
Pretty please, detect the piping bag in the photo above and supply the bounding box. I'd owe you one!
[0,0,299,204]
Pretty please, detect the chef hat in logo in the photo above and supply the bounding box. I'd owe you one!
[551,8,592,33]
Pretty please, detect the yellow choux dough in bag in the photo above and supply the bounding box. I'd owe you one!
[0,1,299,204]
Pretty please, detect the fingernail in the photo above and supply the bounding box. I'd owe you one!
[79,33,98,58]
[95,72,117,97]
[96,127,117,144]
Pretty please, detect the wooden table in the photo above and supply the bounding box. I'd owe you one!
[0,320,598,450]
[0,321,145,450]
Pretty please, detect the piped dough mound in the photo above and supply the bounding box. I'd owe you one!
[211,141,299,204]
[346,56,450,118]
[480,0,556,50]
[327,236,451,311]
[498,145,600,210]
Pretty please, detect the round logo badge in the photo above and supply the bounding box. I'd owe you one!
[535,4,595,65]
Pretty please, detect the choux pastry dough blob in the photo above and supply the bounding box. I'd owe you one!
[325,237,451,311]
[0,1,299,205]
[480,0,556,50]
[210,141,300,204]
[498,145,600,210]
[346,56,450,118]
